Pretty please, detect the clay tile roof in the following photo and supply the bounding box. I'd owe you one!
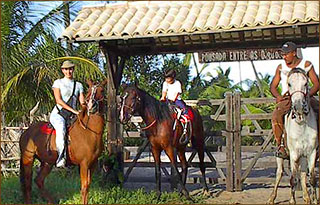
[60,1,319,41]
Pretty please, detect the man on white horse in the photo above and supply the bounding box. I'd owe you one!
[270,41,319,159]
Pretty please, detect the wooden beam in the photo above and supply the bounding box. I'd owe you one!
[115,56,126,89]
[241,130,273,183]
[100,37,319,56]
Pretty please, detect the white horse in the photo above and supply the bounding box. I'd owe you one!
[268,68,318,204]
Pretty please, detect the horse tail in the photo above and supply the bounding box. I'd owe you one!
[19,156,26,195]
[19,127,36,203]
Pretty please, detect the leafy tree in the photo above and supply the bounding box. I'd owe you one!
[121,54,190,99]
[1,1,104,125]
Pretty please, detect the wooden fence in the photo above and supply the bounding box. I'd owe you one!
[2,93,318,192]
[1,126,27,177]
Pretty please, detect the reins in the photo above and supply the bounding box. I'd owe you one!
[141,120,157,130]
[77,115,103,135]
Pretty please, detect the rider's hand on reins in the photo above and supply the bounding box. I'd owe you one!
[276,96,283,103]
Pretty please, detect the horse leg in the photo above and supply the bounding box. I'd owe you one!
[165,147,192,201]
[196,145,209,196]
[177,149,187,185]
[20,156,34,204]
[267,157,284,204]
[34,162,54,203]
[289,157,299,205]
[80,164,90,204]
[300,158,311,204]
[308,150,317,204]
[151,147,161,199]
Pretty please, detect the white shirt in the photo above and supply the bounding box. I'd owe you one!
[51,77,84,114]
[162,80,182,101]
[280,59,312,95]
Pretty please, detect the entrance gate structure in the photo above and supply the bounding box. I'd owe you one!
[59,1,319,192]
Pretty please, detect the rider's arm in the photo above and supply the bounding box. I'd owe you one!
[79,92,86,108]
[160,91,167,101]
[160,82,167,101]
[306,61,319,97]
[53,88,79,115]
[270,64,282,103]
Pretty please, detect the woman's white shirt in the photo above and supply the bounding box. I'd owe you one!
[50,77,83,114]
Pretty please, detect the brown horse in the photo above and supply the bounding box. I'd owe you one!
[19,79,107,204]
[119,84,209,200]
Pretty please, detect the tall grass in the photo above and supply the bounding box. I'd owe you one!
[1,167,205,204]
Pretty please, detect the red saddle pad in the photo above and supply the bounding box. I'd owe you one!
[40,123,56,135]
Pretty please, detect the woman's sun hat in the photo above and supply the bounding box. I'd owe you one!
[61,60,75,68]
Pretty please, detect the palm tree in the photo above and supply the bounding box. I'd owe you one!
[1,1,105,125]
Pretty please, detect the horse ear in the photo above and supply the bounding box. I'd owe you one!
[101,78,108,86]
[134,81,139,88]
[121,83,128,90]
[87,79,93,87]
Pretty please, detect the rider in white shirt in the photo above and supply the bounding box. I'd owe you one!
[270,42,319,159]
[160,69,187,113]
[49,60,85,167]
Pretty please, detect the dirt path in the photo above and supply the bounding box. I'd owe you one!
[124,181,318,204]
[202,184,318,204]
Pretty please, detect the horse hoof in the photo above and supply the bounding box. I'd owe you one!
[202,188,210,197]
[289,199,296,205]
[304,198,311,204]
[266,198,275,204]
[181,189,193,201]
[156,191,161,201]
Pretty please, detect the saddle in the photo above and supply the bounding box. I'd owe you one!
[40,117,77,165]
[168,104,194,146]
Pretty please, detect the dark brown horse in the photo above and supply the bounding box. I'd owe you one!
[119,85,208,199]
[19,79,107,204]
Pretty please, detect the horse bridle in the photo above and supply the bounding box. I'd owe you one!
[86,83,105,115]
[120,92,141,120]
[76,83,106,133]
[287,68,310,117]
[120,92,156,130]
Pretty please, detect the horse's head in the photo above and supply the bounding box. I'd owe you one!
[85,79,107,114]
[287,67,309,123]
[119,85,141,124]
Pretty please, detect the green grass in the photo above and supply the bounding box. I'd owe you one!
[1,167,205,204]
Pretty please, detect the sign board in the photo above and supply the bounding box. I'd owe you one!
[198,48,282,63]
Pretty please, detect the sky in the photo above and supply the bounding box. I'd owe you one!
[191,47,320,87]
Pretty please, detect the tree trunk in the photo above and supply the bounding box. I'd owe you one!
[250,61,265,97]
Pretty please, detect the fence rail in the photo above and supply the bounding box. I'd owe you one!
[4,96,317,192]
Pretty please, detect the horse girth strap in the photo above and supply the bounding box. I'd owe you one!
[141,120,157,130]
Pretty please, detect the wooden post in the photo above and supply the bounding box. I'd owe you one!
[225,92,234,191]
[105,50,124,181]
[234,92,242,191]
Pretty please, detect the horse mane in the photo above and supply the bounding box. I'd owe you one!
[131,86,172,123]
[288,67,308,79]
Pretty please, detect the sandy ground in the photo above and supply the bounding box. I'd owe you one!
[123,150,319,204]
[124,179,319,204]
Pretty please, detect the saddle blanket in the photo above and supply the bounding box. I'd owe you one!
[40,123,56,135]
[172,107,194,124]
